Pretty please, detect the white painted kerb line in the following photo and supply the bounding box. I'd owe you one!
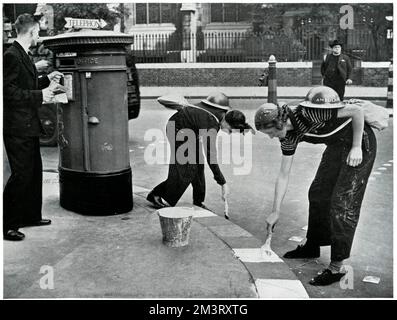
[191,209,217,218]
[255,279,309,299]
[233,248,283,263]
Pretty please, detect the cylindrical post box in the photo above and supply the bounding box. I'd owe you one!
[43,31,134,215]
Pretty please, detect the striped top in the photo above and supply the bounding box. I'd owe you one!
[280,106,338,156]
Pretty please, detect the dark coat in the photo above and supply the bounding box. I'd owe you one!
[321,53,352,82]
[3,41,50,137]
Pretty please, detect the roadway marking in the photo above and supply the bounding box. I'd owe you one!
[372,172,382,175]
[191,208,217,218]
[133,185,150,193]
[377,167,387,171]
[383,164,392,167]
[255,279,309,298]
[233,248,283,263]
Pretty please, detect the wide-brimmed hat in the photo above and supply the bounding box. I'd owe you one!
[329,39,343,48]
[201,92,231,111]
[299,86,345,109]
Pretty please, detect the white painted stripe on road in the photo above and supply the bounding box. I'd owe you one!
[255,279,309,299]
[389,160,393,163]
[383,164,392,167]
[372,172,382,175]
[377,167,387,171]
[191,209,217,218]
[133,185,150,193]
[233,248,283,263]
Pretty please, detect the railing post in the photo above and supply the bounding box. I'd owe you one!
[268,55,277,104]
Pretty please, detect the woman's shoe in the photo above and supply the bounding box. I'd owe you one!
[283,243,320,259]
[147,191,166,209]
[309,269,346,286]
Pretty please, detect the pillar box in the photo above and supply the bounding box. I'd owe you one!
[43,30,134,215]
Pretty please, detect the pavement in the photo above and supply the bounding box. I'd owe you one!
[3,159,308,299]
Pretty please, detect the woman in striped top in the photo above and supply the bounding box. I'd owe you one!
[255,86,377,286]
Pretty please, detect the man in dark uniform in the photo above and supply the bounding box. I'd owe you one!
[321,39,353,101]
[147,92,253,209]
[3,14,64,241]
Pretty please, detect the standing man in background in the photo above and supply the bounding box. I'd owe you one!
[321,39,353,101]
[3,13,64,241]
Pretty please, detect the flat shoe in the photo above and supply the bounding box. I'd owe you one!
[283,244,320,259]
[4,230,25,241]
[147,191,166,209]
[309,269,346,286]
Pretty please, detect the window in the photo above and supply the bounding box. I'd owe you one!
[210,3,250,23]
[135,3,177,24]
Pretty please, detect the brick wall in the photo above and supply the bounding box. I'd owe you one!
[137,63,389,87]
[361,68,389,86]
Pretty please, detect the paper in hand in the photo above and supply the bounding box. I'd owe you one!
[54,93,68,104]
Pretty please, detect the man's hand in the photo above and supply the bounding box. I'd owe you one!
[42,87,54,104]
[48,71,64,83]
[35,60,50,72]
[48,81,66,94]
[347,146,362,167]
[266,211,280,231]
[346,79,353,85]
[221,183,229,201]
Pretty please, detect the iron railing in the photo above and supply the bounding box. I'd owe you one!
[131,27,392,63]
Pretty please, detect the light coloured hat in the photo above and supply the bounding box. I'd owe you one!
[201,92,231,111]
[299,86,345,109]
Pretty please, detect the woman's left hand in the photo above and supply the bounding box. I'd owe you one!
[347,146,363,167]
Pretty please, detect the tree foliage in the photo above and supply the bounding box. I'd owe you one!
[51,3,124,33]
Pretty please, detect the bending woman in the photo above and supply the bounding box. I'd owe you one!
[147,92,253,210]
[255,86,377,286]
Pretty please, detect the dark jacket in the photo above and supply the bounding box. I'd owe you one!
[170,102,227,185]
[3,41,50,136]
[321,53,352,82]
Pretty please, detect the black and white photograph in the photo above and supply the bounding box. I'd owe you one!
[1,0,394,302]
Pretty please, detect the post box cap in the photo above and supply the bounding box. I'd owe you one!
[43,30,134,50]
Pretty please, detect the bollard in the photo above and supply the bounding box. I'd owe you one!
[268,55,277,104]
[386,59,393,109]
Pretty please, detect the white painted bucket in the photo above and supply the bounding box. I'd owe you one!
[157,207,193,247]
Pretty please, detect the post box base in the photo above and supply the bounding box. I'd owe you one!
[59,167,133,215]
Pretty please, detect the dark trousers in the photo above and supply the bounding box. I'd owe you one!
[306,126,377,261]
[3,135,43,233]
[324,78,345,101]
[152,122,206,207]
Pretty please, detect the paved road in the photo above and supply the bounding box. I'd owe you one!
[128,99,393,298]
[17,98,392,298]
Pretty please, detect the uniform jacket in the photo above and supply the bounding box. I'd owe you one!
[3,41,50,136]
[169,102,227,185]
[321,53,352,82]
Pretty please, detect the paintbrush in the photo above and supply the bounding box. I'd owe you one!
[224,198,229,219]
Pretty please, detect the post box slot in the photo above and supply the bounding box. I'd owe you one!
[58,59,76,67]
